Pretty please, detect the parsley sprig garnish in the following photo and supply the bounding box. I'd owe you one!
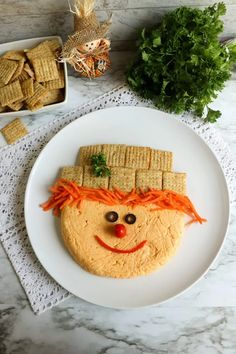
[91,153,111,177]
[127,2,236,122]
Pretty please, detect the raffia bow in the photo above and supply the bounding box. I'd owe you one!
[63,42,111,78]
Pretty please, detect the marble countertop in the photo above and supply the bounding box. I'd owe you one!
[1,51,236,354]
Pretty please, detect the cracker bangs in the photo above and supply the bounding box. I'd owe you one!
[40,179,206,224]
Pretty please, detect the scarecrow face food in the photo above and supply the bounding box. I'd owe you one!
[41,144,206,278]
[61,201,185,277]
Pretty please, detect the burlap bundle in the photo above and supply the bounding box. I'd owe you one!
[63,11,110,51]
[60,0,111,77]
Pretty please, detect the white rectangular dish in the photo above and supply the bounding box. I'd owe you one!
[0,36,68,117]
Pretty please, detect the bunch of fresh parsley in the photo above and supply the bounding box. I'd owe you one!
[91,153,111,177]
[127,2,236,122]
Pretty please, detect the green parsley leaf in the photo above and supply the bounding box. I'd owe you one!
[205,107,221,123]
[153,34,161,47]
[91,153,111,177]
[126,2,236,123]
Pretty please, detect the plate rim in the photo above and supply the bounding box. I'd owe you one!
[24,106,230,309]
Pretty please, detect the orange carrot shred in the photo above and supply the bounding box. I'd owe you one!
[40,179,206,224]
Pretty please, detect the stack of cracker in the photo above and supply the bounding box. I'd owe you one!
[0,39,65,112]
[60,144,187,195]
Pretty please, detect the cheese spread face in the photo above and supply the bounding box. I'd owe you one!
[61,200,185,278]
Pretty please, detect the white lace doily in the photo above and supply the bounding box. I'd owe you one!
[0,85,235,314]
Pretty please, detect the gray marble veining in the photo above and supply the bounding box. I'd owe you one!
[1,304,236,353]
[0,0,235,49]
[0,19,235,353]
[0,50,236,352]
[2,0,236,14]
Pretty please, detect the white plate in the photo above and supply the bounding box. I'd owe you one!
[0,36,68,117]
[24,106,230,309]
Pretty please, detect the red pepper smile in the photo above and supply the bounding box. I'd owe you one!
[95,235,147,254]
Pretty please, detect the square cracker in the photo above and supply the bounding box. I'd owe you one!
[10,59,25,82]
[125,145,150,169]
[0,80,23,106]
[77,145,103,166]
[0,59,18,84]
[136,169,162,191]
[40,89,64,106]
[25,42,54,62]
[0,105,6,113]
[43,68,65,90]
[60,166,83,185]
[162,172,186,195]
[32,58,59,82]
[7,100,24,111]
[3,50,26,61]
[27,101,44,112]
[1,118,28,144]
[21,78,34,99]
[82,166,109,189]
[45,39,61,53]
[23,63,35,79]
[25,82,47,109]
[17,70,30,83]
[109,167,135,192]
[150,149,173,171]
[102,144,126,167]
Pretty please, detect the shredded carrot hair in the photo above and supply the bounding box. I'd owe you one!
[40,179,206,224]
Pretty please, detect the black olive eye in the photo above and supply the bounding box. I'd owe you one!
[125,213,136,224]
[105,211,118,223]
